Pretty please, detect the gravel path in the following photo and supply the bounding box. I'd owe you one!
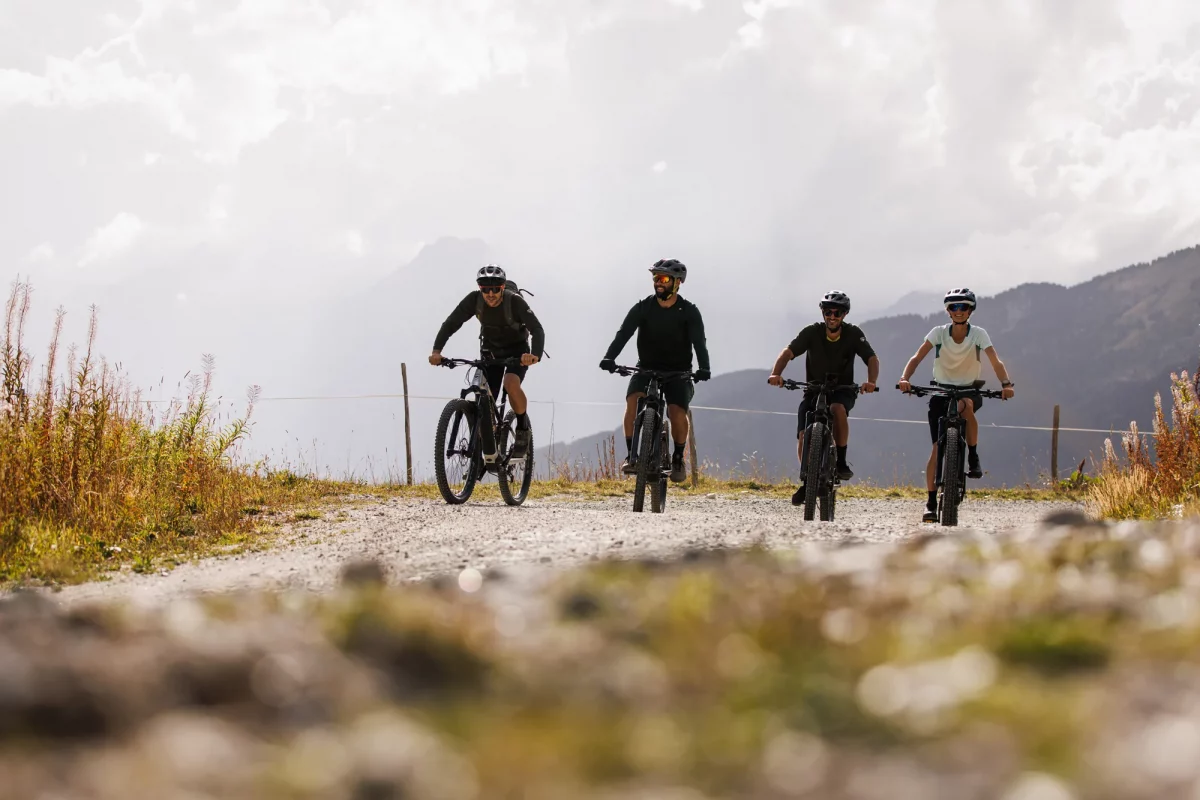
[50,495,1082,608]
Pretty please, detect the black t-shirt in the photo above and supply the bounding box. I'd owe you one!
[787,322,876,385]
[603,295,711,372]
[433,291,545,358]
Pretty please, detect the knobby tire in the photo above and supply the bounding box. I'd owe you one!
[434,399,478,505]
[803,424,824,522]
[497,411,534,506]
[651,425,670,514]
[633,408,657,513]
[941,427,962,527]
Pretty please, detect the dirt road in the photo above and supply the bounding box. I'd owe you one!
[51,495,1082,607]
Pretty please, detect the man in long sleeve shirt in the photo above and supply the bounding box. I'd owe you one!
[599,259,711,483]
[430,264,544,458]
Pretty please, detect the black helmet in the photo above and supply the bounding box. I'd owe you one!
[477,264,507,286]
[944,287,977,309]
[650,258,687,282]
[819,290,851,312]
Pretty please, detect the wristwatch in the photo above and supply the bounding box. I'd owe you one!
[1001,380,1014,388]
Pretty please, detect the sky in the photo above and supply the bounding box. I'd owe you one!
[3,0,1200,474]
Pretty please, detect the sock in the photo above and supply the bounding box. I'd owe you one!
[516,412,529,429]
[625,436,633,454]
[927,490,938,511]
[968,444,978,458]
[837,445,848,465]
[674,442,686,460]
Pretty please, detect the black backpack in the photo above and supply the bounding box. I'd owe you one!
[476,279,534,336]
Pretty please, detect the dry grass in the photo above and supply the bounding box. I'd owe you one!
[0,281,379,586]
[1090,369,1200,519]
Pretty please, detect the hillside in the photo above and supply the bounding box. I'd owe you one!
[546,246,1200,486]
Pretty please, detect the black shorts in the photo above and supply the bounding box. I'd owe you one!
[627,374,695,410]
[797,389,857,438]
[928,393,983,444]
[481,347,529,395]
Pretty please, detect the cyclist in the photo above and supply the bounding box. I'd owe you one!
[898,287,1015,522]
[599,259,711,483]
[429,264,545,458]
[767,290,879,504]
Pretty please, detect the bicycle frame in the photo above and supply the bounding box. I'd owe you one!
[439,357,520,468]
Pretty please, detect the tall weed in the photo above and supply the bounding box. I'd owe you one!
[1090,370,1200,518]
[0,281,260,581]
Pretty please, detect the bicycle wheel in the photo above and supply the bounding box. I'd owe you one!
[941,426,962,527]
[802,424,824,521]
[633,407,657,513]
[819,436,838,521]
[497,411,533,507]
[434,399,478,505]
[651,425,669,513]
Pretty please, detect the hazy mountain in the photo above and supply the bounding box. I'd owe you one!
[546,245,1200,487]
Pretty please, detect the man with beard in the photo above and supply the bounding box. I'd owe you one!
[767,290,880,504]
[599,259,711,483]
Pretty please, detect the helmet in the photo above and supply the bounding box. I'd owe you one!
[649,258,687,282]
[818,290,851,312]
[943,287,977,309]
[476,264,507,286]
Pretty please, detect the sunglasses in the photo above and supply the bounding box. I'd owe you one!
[946,303,972,313]
[652,274,674,286]
[479,285,504,294]
[821,307,846,318]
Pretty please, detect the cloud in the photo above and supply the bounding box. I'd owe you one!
[26,243,55,263]
[78,212,145,268]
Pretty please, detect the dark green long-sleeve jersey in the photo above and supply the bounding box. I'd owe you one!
[433,291,545,358]
[603,295,710,372]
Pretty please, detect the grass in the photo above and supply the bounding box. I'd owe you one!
[0,281,396,587]
[1089,368,1200,519]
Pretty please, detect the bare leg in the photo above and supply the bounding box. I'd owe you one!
[624,393,644,438]
[667,404,689,446]
[504,374,526,416]
[926,445,938,492]
[961,399,978,446]
[831,403,849,447]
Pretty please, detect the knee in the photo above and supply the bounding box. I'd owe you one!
[504,374,522,393]
[961,404,976,421]
[831,404,847,421]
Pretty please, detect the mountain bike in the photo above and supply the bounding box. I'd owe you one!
[432,357,533,506]
[608,365,696,513]
[897,379,1006,527]
[782,375,861,522]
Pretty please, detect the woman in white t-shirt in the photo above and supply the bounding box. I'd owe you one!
[897,288,1016,522]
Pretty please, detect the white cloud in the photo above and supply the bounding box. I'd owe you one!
[78,212,145,268]
[26,243,55,263]
[144,152,161,165]
[346,230,364,256]
[652,161,668,173]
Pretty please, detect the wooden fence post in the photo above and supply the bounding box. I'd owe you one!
[687,409,699,488]
[1051,404,1060,485]
[402,363,413,485]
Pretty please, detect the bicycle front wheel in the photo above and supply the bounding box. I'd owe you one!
[941,426,962,527]
[803,424,824,521]
[633,408,657,513]
[651,424,669,514]
[434,399,478,505]
[497,411,534,507]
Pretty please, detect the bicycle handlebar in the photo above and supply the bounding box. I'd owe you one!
[778,378,862,393]
[436,356,526,370]
[897,382,1006,399]
[608,364,698,380]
